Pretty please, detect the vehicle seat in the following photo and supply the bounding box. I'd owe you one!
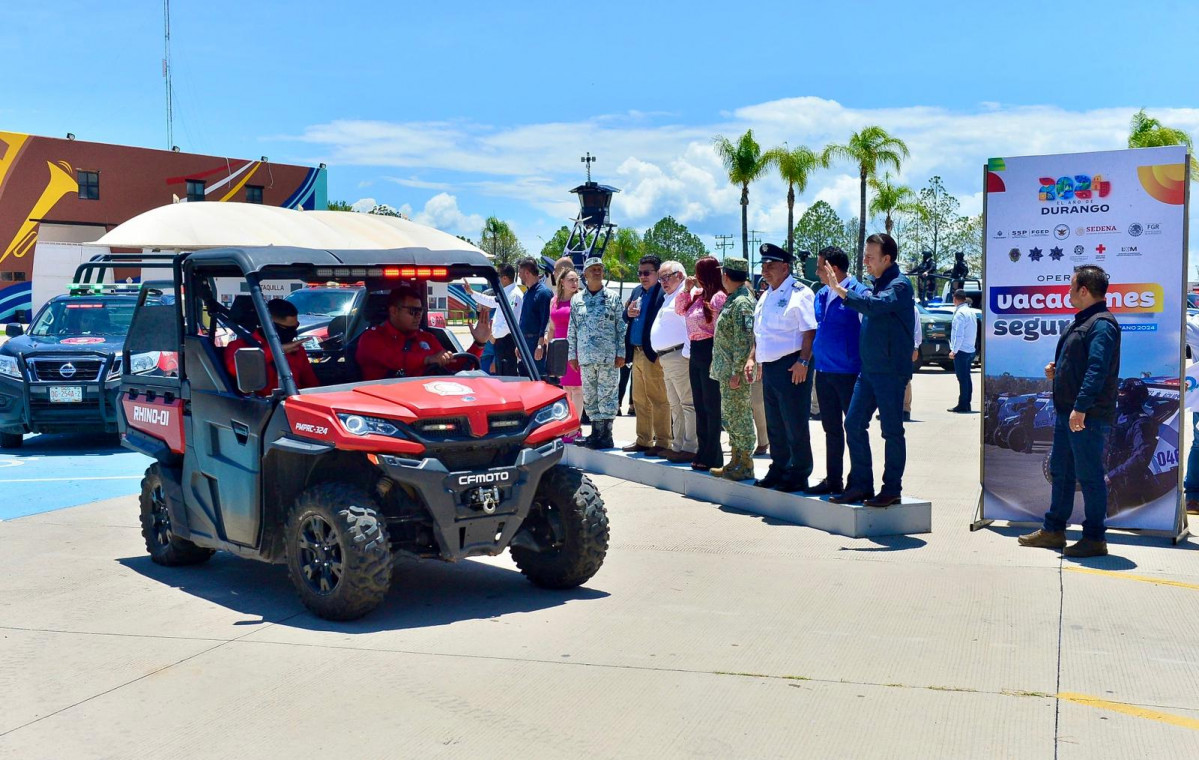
[228,295,260,333]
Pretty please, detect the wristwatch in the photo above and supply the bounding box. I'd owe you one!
[799,357,811,367]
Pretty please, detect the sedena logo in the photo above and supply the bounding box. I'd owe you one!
[132,405,171,427]
[990,284,1163,315]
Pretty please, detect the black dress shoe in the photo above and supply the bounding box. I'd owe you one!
[773,478,809,493]
[829,490,873,505]
[754,475,781,489]
[864,494,902,507]
[805,479,844,496]
[947,406,971,413]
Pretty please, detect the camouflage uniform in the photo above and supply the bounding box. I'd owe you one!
[568,283,625,421]
[712,281,758,453]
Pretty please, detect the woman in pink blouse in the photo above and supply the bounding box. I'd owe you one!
[538,268,583,442]
[674,256,727,470]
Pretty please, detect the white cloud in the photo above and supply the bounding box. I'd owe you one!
[409,193,485,238]
[350,197,376,213]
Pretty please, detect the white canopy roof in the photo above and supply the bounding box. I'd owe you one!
[91,202,489,257]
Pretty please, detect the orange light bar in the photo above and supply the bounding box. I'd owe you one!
[383,267,402,277]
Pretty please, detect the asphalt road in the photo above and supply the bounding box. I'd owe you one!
[0,433,149,520]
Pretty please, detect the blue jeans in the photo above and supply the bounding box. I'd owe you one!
[762,352,814,483]
[953,351,974,410]
[1043,414,1110,541]
[844,371,908,496]
[480,341,496,374]
[1185,413,1199,500]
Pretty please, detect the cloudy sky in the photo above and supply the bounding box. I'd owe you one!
[6,1,1198,261]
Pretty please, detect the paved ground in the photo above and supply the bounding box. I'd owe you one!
[1,368,1197,759]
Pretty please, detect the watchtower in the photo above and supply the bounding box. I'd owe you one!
[563,152,620,270]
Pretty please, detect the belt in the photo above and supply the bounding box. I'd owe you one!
[763,350,801,365]
[654,344,685,357]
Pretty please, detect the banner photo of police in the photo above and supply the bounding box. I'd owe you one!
[980,146,1189,532]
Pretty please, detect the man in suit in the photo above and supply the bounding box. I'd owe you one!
[622,254,672,455]
[823,233,916,507]
[516,256,552,376]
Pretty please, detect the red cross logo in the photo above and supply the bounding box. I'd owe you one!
[1095,244,1106,254]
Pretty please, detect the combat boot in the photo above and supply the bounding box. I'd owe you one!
[573,425,596,447]
[717,449,755,481]
[589,419,614,450]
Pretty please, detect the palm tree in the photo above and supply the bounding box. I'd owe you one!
[763,144,822,256]
[868,173,921,237]
[823,126,910,276]
[1128,109,1199,177]
[713,130,770,258]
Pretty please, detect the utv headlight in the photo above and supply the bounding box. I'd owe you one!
[129,351,161,374]
[337,413,406,439]
[0,355,21,380]
[532,399,570,427]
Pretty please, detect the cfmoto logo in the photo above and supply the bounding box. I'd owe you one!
[458,471,511,487]
[59,362,76,378]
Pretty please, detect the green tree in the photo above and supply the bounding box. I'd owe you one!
[763,144,823,255]
[603,227,643,296]
[713,129,770,259]
[539,226,572,259]
[479,216,526,267]
[868,173,922,238]
[792,201,852,259]
[326,200,354,211]
[1127,108,1199,177]
[643,216,707,272]
[823,126,910,276]
[901,176,959,270]
[369,204,403,217]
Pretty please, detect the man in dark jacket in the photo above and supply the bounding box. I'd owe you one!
[822,233,915,507]
[1020,265,1120,557]
[622,255,671,454]
[517,257,552,376]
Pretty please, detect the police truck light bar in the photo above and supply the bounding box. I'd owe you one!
[315,267,449,280]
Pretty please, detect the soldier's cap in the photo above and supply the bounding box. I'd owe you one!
[759,243,793,265]
[722,257,749,274]
[583,256,604,270]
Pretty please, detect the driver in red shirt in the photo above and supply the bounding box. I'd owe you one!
[225,298,320,395]
[356,286,490,381]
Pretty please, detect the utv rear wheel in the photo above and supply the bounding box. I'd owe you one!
[285,483,392,621]
[511,466,608,589]
[0,431,22,449]
[139,464,214,566]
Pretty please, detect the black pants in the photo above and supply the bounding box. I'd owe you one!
[617,361,632,409]
[815,370,858,483]
[493,334,518,376]
[762,351,814,483]
[688,338,723,468]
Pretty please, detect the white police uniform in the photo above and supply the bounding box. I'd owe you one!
[753,275,817,362]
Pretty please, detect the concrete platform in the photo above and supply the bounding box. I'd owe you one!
[564,442,932,538]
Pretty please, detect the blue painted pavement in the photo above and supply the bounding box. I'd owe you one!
[0,433,151,520]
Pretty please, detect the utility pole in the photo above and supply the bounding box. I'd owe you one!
[748,230,765,273]
[714,234,734,260]
[163,0,174,150]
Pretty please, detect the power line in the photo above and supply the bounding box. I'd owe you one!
[714,234,734,260]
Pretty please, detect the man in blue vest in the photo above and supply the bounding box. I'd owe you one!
[809,246,871,496]
[822,233,916,507]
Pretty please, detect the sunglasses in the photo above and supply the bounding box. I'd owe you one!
[397,305,425,316]
[637,270,655,277]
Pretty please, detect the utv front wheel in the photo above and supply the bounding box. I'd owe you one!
[284,484,393,621]
[139,464,214,566]
[511,466,609,589]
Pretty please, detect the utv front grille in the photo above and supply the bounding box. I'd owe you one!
[411,417,469,441]
[488,412,527,433]
[29,359,105,382]
[429,442,523,471]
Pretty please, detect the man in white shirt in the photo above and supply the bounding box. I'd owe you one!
[746,244,818,492]
[947,288,978,413]
[474,263,523,375]
[650,260,696,462]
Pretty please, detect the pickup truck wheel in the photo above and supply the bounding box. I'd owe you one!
[285,484,392,621]
[0,432,22,448]
[511,465,608,589]
[139,464,214,566]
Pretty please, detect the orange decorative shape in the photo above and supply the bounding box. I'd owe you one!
[1137,163,1186,205]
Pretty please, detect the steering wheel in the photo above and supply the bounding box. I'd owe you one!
[447,352,481,372]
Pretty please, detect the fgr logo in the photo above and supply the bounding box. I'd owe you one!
[294,422,329,436]
[457,471,511,487]
[132,405,171,427]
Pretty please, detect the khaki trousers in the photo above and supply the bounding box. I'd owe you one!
[632,347,672,449]
[751,367,768,446]
[658,351,696,453]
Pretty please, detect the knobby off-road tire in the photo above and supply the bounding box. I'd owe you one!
[284,483,393,621]
[0,431,22,449]
[511,465,609,590]
[139,463,214,566]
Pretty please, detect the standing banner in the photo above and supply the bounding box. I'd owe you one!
[980,146,1189,533]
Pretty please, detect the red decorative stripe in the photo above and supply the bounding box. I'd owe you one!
[164,161,247,185]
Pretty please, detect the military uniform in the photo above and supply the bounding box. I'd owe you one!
[710,257,757,480]
[568,257,626,448]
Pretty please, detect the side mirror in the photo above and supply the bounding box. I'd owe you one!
[545,338,568,378]
[233,347,269,394]
[5,323,23,338]
[326,314,348,338]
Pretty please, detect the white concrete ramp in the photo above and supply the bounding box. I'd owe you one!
[563,444,932,538]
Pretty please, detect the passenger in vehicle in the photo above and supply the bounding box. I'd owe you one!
[224,299,319,395]
[356,286,489,381]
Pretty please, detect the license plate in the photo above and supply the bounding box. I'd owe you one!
[49,386,83,403]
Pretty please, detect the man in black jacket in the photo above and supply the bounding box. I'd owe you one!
[1020,265,1121,558]
[622,255,671,455]
[517,257,552,376]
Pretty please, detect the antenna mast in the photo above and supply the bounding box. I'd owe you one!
[163,0,174,149]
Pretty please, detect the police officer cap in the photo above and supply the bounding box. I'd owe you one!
[722,257,749,274]
[759,243,794,265]
[583,256,604,270]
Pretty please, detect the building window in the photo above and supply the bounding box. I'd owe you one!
[1,271,28,281]
[186,179,205,202]
[245,185,263,204]
[77,170,100,200]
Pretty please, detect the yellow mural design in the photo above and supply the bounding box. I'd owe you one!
[0,131,31,193]
[219,161,261,202]
[0,160,79,265]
